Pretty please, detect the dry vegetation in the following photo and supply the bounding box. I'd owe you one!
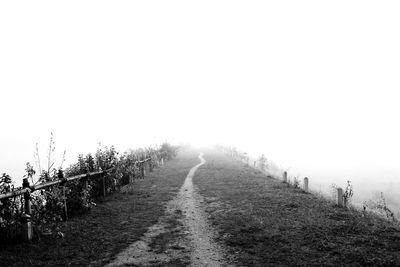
[195,149,400,266]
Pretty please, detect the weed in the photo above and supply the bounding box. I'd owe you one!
[292,177,300,189]
[343,180,353,207]
[364,192,396,222]
[258,154,267,170]
[24,162,36,185]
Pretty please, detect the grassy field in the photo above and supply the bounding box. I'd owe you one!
[0,149,199,267]
[2,147,400,266]
[195,149,400,266]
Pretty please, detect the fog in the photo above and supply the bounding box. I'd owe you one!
[1,1,400,212]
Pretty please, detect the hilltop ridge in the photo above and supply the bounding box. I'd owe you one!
[1,147,399,266]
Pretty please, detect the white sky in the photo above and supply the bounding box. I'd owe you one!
[1,1,400,184]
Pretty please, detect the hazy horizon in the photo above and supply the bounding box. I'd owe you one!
[1,1,399,212]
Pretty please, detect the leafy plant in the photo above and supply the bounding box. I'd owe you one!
[343,180,353,207]
[28,134,67,225]
[364,192,396,222]
[30,168,65,225]
[0,173,22,241]
[159,142,178,160]
[24,163,36,185]
[258,154,267,170]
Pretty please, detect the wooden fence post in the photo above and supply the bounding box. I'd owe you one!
[283,171,288,183]
[130,166,135,183]
[337,188,344,207]
[21,178,32,241]
[59,170,68,221]
[84,177,89,191]
[102,175,106,197]
[149,161,153,172]
[161,157,164,166]
[304,177,309,192]
[141,163,145,178]
[62,186,68,221]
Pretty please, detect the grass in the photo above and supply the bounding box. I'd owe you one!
[0,149,199,267]
[194,149,400,266]
[4,147,399,266]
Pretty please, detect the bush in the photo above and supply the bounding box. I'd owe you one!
[0,173,23,241]
[159,142,178,160]
[363,192,396,222]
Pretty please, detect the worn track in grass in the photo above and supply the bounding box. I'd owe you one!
[107,152,227,266]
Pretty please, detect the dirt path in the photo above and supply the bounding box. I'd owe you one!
[106,153,227,266]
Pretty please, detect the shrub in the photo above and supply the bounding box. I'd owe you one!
[0,173,22,241]
[364,192,396,222]
[343,180,353,207]
[30,168,65,225]
[159,142,178,160]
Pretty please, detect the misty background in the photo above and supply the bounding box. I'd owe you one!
[1,1,399,212]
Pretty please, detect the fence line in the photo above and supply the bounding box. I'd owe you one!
[0,157,161,241]
[0,158,152,201]
[221,146,348,207]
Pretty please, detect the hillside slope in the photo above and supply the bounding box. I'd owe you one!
[195,149,400,266]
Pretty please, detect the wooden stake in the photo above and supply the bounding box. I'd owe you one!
[337,188,344,207]
[84,178,89,191]
[22,178,32,241]
[304,177,309,192]
[63,186,68,221]
[102,175,106,197]
[141,163,145,178]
